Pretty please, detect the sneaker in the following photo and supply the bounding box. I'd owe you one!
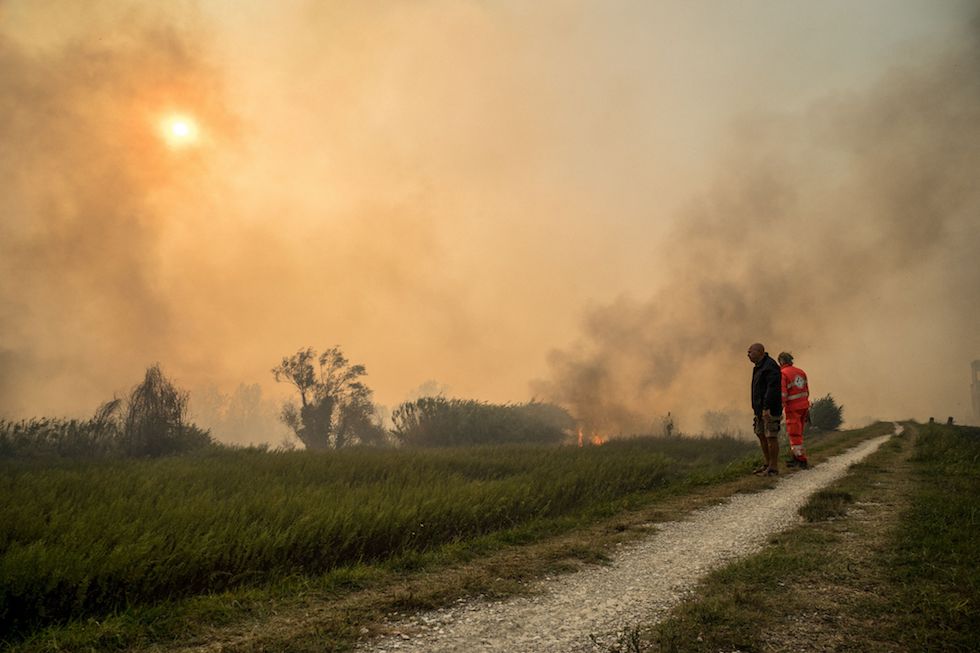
[765,467,779,476]
[785,458,800,468]
[796,459,809,470]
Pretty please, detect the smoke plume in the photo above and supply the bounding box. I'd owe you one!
[0,4,235,416]
[536,14,980,433]
[2,2,977,441]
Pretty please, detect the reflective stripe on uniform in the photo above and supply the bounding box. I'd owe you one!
[787,391,809,400]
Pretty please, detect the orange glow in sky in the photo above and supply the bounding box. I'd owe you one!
[0,2,976,438]
[160,114,199,148]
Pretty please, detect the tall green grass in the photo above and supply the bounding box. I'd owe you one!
[0,434,755,639]
[0,418,123,459]
[641,421,978,653]
[892,423,980,651]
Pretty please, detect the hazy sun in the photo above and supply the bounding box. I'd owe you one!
[160,114,200,148]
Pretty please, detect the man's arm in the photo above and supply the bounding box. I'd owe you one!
[780,370,788,411]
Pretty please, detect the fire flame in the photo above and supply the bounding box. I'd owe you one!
[577,428,607,447]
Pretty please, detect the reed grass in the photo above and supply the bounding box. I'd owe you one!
[0,434,755,639]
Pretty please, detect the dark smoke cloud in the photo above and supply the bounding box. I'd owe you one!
[536,15,980,433]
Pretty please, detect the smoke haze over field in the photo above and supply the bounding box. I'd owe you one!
[537,10,980,432]
[2,1,978,440]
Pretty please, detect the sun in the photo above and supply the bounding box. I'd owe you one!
[160,114,200,148]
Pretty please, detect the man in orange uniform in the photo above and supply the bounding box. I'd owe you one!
[778,352,810,469]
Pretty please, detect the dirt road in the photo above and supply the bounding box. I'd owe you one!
[359,426,899,653]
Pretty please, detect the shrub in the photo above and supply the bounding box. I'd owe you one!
[391,398,574,446]
[0,366,211,460]
[809,394,844,431]
[123,365,212,457]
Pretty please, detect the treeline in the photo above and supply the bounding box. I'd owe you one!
[2,345,846,460]
[270,346,575,449]
[0,365,211,460]
[2,347,577,459]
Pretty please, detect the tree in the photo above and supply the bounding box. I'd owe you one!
[809,394,844,431]
[190,383,290,446]
[272,346,386,450]
[123,365,212,456]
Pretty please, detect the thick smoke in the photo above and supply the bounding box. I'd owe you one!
[3,2,977,442]
[0,5,234,416]
[536,16,980,433]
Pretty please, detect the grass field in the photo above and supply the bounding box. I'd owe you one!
[1,423,892,653]
[1,433,759,648]
[641,421,980,653]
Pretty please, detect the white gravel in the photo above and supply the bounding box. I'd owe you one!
[359,425,899,653]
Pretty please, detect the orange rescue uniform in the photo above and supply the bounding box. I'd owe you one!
[780,364,810,463]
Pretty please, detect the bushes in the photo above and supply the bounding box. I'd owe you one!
[809,394,844,431]
[391,397,575,446]
[123,365,212,457]
[0,365,212,460]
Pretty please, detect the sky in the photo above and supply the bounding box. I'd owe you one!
[1,0,978,442]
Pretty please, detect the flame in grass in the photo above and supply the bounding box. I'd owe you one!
[577,428,607,447]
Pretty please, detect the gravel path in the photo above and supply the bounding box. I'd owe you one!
[359,426,899,653]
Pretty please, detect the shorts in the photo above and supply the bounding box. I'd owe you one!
[753,412,781,439]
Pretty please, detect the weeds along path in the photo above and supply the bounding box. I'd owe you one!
[359,426,900,653]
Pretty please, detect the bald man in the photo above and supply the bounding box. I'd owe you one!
[747,342,782,476]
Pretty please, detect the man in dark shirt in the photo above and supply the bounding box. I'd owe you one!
[747,342,783,476]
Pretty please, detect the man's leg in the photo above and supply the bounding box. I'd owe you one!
[787,408,808,467]
[753,414,769,472]
[765,412,782,474]
[767,435,780,473]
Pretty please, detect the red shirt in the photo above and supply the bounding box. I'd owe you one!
[780,364,810,411]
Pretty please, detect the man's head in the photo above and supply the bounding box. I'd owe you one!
[747,342,765,364]
[777,352,794,366]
